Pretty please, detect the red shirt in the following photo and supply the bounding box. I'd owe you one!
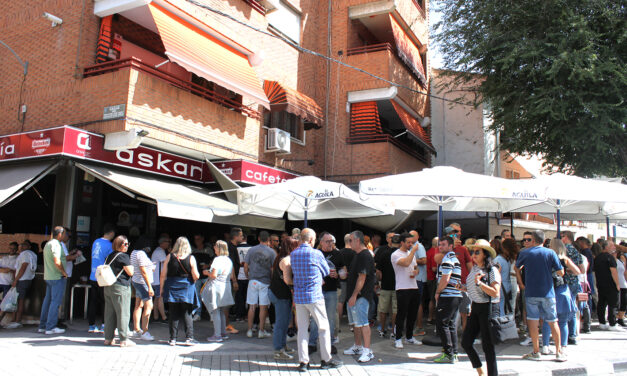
[426,247,438,281]
[454,245,472,284]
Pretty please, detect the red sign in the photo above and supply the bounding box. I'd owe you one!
[0,126,298,184]
[209,160,299,185]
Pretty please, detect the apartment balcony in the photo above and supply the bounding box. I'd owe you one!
[345,44,428,116]
[348,0,428,47]
[81,57,262,159]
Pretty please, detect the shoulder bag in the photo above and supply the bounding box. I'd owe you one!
[487,266,518,343]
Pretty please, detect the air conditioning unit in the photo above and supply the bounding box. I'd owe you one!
[266,128,291,154]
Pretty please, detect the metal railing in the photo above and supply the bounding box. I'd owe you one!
[346,43,395,56]
[346,133,428,164]
[83,57,261,119]
[242,0,266,14]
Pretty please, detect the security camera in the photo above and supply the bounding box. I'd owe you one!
[43,12,63,27]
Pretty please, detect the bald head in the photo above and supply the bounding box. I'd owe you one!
[300,228,316,246]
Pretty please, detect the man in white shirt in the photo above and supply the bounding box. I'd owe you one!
[151,235,170,322]
[0,242,18,323]
[390,233,421,348]
[5,241,38,328]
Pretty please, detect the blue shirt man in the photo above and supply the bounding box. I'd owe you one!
[291,239,329,305]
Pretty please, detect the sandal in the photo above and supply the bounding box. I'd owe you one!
[120,339,136,347]
[104,339,115,346]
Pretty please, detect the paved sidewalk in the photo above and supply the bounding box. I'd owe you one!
[1,318,626,376]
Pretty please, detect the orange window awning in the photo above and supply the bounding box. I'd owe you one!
[390,16,427,88]
[350,102,383,137]
[390,100,435,152]
[148,3,269,108]
[263,81,324,128]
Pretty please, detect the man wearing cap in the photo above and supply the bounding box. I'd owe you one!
[446,223,473,331]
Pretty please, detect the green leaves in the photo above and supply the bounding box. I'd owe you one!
[433,0,627,176]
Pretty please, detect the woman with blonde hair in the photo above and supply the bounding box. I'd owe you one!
[540,238,579,358]
[160,236,200,346]
[202,240,237,342]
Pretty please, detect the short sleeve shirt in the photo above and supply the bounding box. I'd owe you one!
[564,243,583,288]
[210,255,233,283]
[515,246,563,298]
[151,247,167,284]
[347,249,376,301]
[44,239,66,281]
[454,245,472,284]
[0,254,17,284]
[494,255,511,293]
[466,265,501,303]
[321,248,344,292]
[15,250,37,281]
[244,244,276,285]
[594,252,618,291]
[426,247,437,281]
[391,249,418,290]
[237,244,252,280]
[437,251,463,298]
[105,251,132,286]
[90,238,113,281]
[131,250,154,285]
[414,242,427,282]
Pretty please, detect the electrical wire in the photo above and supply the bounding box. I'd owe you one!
[185,0,466,105]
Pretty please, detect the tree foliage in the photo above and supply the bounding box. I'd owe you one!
[432,0,626,177]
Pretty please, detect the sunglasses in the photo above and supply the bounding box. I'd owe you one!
[522,238,533,242]
[471,250,483,255]
[122,242,130,246]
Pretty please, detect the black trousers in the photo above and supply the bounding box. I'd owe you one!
[87,281,105,326]
[395,289,420,340]
[436,296,461,355]
[169,302,194,341]
[597,287,619,326]
[461,302,499,376]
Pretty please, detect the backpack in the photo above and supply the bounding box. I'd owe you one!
[95,253,123,287]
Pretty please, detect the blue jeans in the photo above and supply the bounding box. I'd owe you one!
[268,290,292,351]
[567,284,581,339]
[39,278,67,331]
[309,290,337,346]
[542,312,569,347]
[193,278,207,315]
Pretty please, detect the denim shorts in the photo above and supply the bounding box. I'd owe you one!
[526,296,558,322]
[347,297,370,327]
[132,281,151,301]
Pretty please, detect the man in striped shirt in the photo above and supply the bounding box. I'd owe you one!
[434,236,463,363]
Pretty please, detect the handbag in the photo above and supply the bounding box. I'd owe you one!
[95,252,124,287]
[487,268,519,343]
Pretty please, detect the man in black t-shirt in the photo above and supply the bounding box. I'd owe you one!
[308,232,344,354]
[374,231,397,337]
[343,231,376,363]
[593,239,621,330]
[338,233,355,321]
[226,228,244,334]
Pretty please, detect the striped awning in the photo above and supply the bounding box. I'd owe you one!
[389,16,427,87]
[350,101,383,137]
[148,3,269,108]
[263,81,323,128]
[390,100,435,152]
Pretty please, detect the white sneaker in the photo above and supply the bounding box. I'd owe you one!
[520,337,533,346]
[405,338,421,345]
[394,339,404,348]
[358,349,374,363]
[541,345,554,355]
[258,330,271,339]
[344,344,363,355]
[4,322,22,329]
[599,324,610,330]
[45,327,65,335]
[246,329,253,338]
[131,330,142,337]
[332,336,339,345]
[141,331,155,341]
[38,328,45,333]
[609,325,623,332]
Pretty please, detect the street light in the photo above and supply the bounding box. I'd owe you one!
[0,39,28,127]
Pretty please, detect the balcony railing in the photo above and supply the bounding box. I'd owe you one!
[346,43,395,56]
[346,133,428,164]
[83,57,261,119]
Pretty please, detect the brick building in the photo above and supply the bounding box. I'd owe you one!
[0,0,432,242]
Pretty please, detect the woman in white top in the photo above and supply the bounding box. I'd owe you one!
[130,244,155,340]
[201,240,237,342]
[614,247,627,327]
[461,239,501,376]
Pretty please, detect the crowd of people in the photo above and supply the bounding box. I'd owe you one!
[0,223,626,375]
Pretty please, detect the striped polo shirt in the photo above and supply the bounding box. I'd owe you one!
[437,251,463,298]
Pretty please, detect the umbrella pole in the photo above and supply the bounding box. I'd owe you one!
[606,216,610,239]
[304,197,308,228]
[556,199,561,238]
[437,198,443,239]
[510,214,514,235]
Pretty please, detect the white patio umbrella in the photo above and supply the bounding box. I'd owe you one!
[359,166,546,237]
[509,174,627,236]
[237,176,393,227]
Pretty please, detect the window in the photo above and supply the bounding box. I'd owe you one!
[266,1,301,44]
[264,111,305,143]
[505,170,520,179]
